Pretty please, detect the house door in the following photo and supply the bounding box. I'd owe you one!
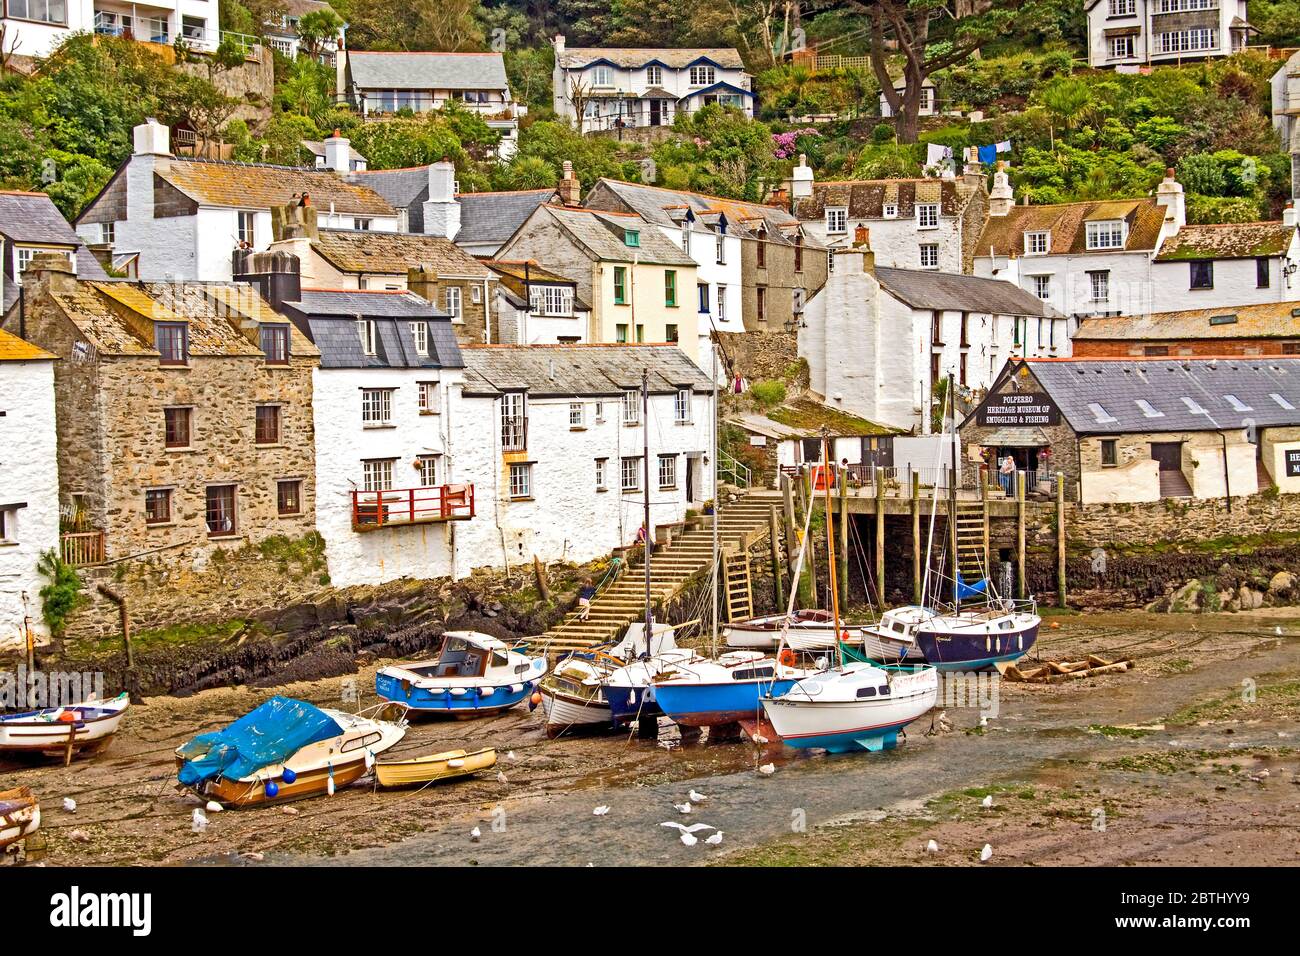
[1151,442,1182,470]
[801,438,822,463]
[685,455,696,503]
[649,100,663,126]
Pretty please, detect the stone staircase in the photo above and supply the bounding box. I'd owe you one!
[1159,469,1193,498]
[530,494,776,654]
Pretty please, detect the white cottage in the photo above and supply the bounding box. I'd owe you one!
[1084,0,1254,70]
[800,234,1063,434]
[0,329,58,648]
[1,0,220,61]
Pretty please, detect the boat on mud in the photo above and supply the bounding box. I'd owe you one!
[0,693,130,761]
[375,632,547,717]
[375,748,497,788]
[722,609,837,649]
[175,696,406,808]
[0,787,40,852]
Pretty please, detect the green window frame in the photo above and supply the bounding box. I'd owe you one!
[664,270,677,307]
[614,266,627,305]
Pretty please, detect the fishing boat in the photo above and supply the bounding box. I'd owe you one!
[602,622,701,726]
[0,787,40,852]
[0,693,130,760]
[538,651,620,736]
[652,651,811,729]
[175,696,406,808]
[375,748,497,788]
[762,435,939,753]
[723,609,839,649]
[762,662,938,753]
[376,631,547,717]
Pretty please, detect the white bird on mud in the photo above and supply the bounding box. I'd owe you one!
[680,831,698,846]
[593,805,610,816]
[689,789,707,803]
[705,831,723,845]
[470,826,482,843]
[926,839,940,854]
[496,771,509,784]
[751,733,769,745]
[758,763,776,775]
[981,795,994,808]
[674,801,692,814]
[191,809,208,833]
[980,843,993,862]
[660,822,715,834]
[62,798,76,813]
[506,751,518,762]
[205,801,223,813]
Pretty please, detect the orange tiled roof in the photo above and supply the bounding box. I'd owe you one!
[0,327,55,361]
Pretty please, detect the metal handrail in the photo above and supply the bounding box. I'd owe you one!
[717,449,751,489]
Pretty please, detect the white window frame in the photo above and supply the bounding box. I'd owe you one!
[621,456,642,492]
[675,388,692,423]
[826,208,847,234]
[592,65,613,87]
[361,388,393,426]
[445,286,463,320]
[508,462,532,499]
[410,321,428,355]
[237,210,256,246]
[646,65,662,86]
[1109,0,1136,14]
[916,204,939,229]
[358,319,378,355]
[658,454,677,489]
[417,455,439,487]
[569,402,585,428]
[595,458,607,490]
[1085,220,1125,250]
[717,285,727,322]
[1088,270,1111,304]
[883,203,898,219]
[1108,35,1135,59]
[689,65,715,87]
[919,244,939,269]
[362,459,394,492]
[621,389,640,425]
[1031,275,1052,300]
[501,391,527,451]
[1025,231,1050,255]
[418,381,441,414]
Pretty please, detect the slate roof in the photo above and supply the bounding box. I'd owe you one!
[154,158,395,216]
[301,139,368,166]
[460,344,711,397]
[312,229,493,278]
[278,289,462,370]
[585,179,808,244]
[457,190,557,246]
[346,51,509,91]
[1072,302,1300,341]
[0,190,109,311]
[0,327,55,362]
[1014,357,1300,434]
[557,48,745,70]
[874,267,1057,317]
[485,260,590,310]
[48,280,316,359]
[973,198,1167,258]
[347,167,431,232]
[535,206,697,266]
[793,179,961,221]
[1154,222,1296,261]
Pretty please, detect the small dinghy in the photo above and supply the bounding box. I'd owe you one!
[376,632,547,717]
[0,787,40,852]
[0,693,130,762]
[538,652,620,736]
[375,748,497,788]
[722,609,839,650]
[175,697,406,808]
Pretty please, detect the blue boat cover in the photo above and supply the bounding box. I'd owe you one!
[955,574,989,600]
[176,696,342,787]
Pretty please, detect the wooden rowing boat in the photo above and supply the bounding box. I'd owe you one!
[0,693,129,763]
[374,747,497,788]
[0,787,40,851]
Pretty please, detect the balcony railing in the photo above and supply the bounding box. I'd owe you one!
[61,530,106,568]
[351,485,475,531]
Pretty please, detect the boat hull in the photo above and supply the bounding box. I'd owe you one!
[0,697,129,758]
[654,679,798,728]
[540,688,612,736]
[375,748,497,788]
[915,622,1039,671]
[606,683,659,725]
[188,754,373,808]
[763,670,939,754]
[375,672,538,717]
[0,787,40,851]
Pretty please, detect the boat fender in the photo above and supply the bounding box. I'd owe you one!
[985,636,991,652]
[450,688,468,697]
[265,780,279,799]
[282,768,298,784]
[778,648,796,668]
[1018,634,1023,651]
[364,750,375,771]
[327,763,336,797]
[529,691,542,710]
[509,683,523,693]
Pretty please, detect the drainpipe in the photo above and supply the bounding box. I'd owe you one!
[1221,431,1232,514]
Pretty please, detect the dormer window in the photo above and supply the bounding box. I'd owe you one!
[260,324,290,365]
[916,204,939,229]
[156,322,188,366]
[682,222,690,253]
[1085,220,1125,250]
[646,65,662,85]
[826,208,847,234]
[883,204,897,218]
[1025,231,1050,255]
[592,66,613,87]
[410,321,429,355]
[715,228,725,264]
[689,65,715,86]
[624,229,640,248]
[358,319,378,355]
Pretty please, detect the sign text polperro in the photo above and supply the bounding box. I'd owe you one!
[977,392,1060,428]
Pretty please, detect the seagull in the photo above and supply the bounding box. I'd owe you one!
[496,771,508,784]
[1276,626,1284,636]
[705,831,723,845]
[926,839,940,853]
[680,831,698,846]
[751,733,769,745]
[470,826,482,843]
[689,789,707,803]
[674,802,692,814]
[62,798,76,813]
[660,822,715,835]
[980,843,993,862]
[506,751,518,761]
[593,805,610,816]
[191,809,208,833]
[981,795,994,808]
[758,763,776,775]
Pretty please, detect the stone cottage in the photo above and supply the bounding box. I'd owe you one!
[4,255,320,569]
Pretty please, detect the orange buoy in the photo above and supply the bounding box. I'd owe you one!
[530,691,543,705]
[778,648,796,668]
[1050,621,1060,629]
[58,710,76,723]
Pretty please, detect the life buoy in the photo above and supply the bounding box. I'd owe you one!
[778,648,796,668]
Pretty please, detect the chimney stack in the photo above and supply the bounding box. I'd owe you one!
[557,160,581,206]
[554,34,566,56]
[988,161,1014,217]
[853,225,875,275]
[791,153,814,200]
[407,264,441,308]
[1283,200,1296,229]
[133,118,172,157]
[23,251,78,295]
[323,129,351,173]
[1155,167,1186,231]
[423,158,461,240]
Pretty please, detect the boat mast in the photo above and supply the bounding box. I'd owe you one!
[821,432,842,669]
[642,367,652,657]
[711,346,719,658]
[948,378,960,609]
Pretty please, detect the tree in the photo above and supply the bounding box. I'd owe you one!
[847,0,1045,143]
[297,9,345,60]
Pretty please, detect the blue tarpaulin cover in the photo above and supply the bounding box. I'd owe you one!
[176,696,342,786]
[956,574,989,600]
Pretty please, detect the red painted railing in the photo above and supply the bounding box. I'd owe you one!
[61,530,106,567]
[351,485,475,529]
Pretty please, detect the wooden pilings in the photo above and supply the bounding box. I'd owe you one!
[769,505,784,609]
[1016,470,1027,600]
[1056,472,1067,608]
[911,470,922,604]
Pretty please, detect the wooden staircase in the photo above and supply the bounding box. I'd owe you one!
[530,495,775,654]
[1158,469,1193,498]
[723,551,755,623]
[952,502,988,582]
